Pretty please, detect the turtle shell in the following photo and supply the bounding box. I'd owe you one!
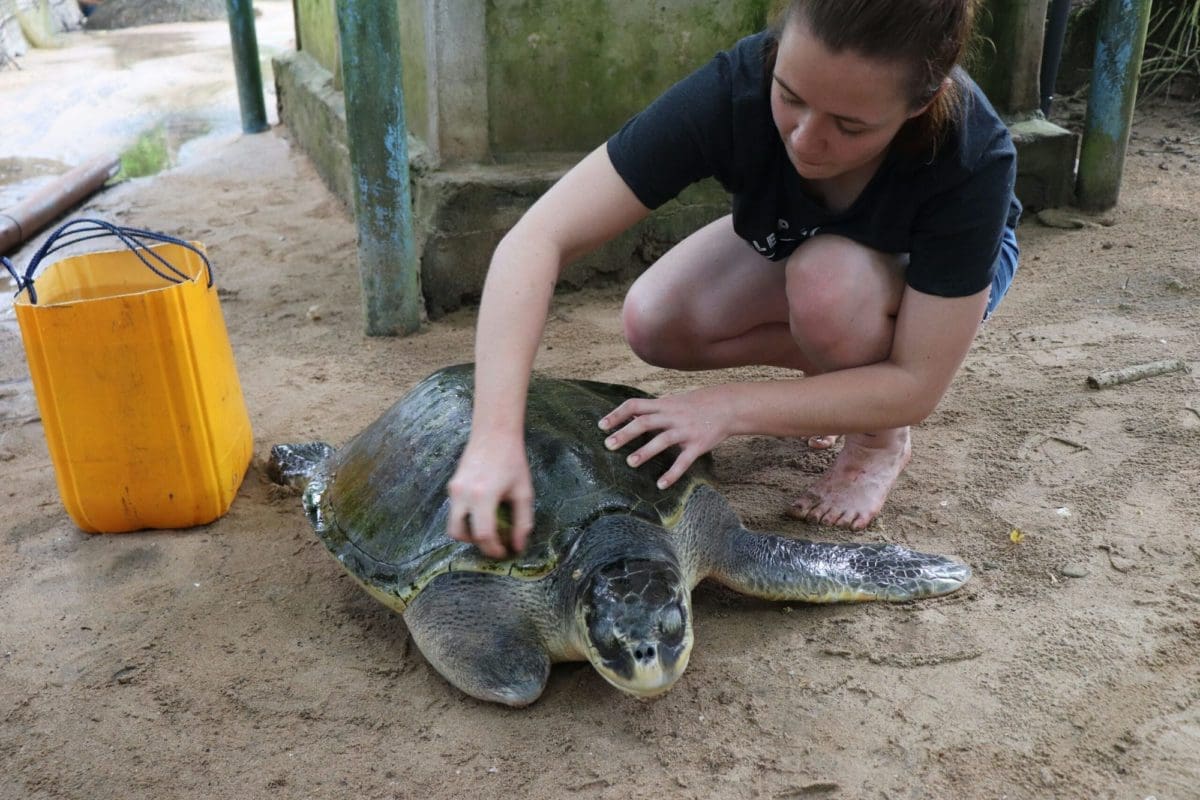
[309,364,711,608]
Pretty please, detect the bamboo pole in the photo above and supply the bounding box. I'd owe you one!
[0,154,119,255]
[1086,359,1189,389]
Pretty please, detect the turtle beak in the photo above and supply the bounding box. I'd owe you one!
[583,601,694,699]
[606,632,693,699]
[590,628,696,695]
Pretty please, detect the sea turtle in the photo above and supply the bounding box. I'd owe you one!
[268,364,970,707]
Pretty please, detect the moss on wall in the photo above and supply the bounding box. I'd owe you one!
[398,0,430,146]
[486,0,772,153]
[296,0,340,86]
[295,0,428,146]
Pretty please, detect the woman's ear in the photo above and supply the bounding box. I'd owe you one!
[908,76,953,119]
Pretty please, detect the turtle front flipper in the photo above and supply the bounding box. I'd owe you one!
[707,527,970,603]
[404,572,553,707]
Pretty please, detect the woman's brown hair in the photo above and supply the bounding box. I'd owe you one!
[766,0,978,156]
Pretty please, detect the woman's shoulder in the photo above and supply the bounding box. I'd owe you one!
[944,68,1017,172]
[891,68,1015,192]
[891,70,1021,231]
[716,29,774,98]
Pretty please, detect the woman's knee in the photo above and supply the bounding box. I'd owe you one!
[621,286,674,366]
[785,235,905,366]
[622,217,786,368]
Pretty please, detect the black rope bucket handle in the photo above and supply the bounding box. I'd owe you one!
[1,218,214,306]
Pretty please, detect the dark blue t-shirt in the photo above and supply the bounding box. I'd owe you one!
[606,31,1021,298]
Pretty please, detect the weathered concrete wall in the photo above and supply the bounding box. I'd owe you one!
[422,0,489,163]
[291,0,770,160]
[416,160,727,316]
[278,0,1084,324]
[1011,117,1078,209]
[293,0,431,152]
[398,0,430,147]
[278,0,749,318]
[295,0,339,85]
[275,50,353,206]
[275,49,727,318]
[487,0,772,153]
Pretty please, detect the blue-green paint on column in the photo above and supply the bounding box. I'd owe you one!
[337,0,423,335]
[1076,0,1152,210]
[226,0,269,133]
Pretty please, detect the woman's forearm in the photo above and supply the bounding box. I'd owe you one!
[468,146,652,439]
[720,361,943,439]
[470,232,562,438]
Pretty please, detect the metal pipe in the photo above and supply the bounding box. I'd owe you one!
[225,0,269,134]
[1076,0,1153,210]
[1040,0,1073,115]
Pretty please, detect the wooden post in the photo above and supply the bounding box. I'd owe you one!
[336,0,423,335]
[1076,0,1153,210]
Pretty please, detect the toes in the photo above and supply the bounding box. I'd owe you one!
[787,492,820,519]
[819,506,846,528]
[790,491,881,530]
[784,505,807,520]
[789,494,849,527]
[807,435,839,450]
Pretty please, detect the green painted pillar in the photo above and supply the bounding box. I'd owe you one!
[225,0,269,133]
[1076,0,1153,210]
[336,0,423,336]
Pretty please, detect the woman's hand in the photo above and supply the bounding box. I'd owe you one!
[446,433,535,559]
[598,386,733,489]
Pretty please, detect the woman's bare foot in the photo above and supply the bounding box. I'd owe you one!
[806,434,841,450]
[787,427,912,530]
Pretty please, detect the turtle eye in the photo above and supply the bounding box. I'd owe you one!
[659,604,683,637]
[589,614,619,650]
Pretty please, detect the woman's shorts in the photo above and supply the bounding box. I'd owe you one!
[983,225,1020,321]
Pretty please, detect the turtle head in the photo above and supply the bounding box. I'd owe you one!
[578,556,693,699]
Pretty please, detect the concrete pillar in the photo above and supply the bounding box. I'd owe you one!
[424,0,489,163]
[337,0,423,335]
[974,0,1080,209]
[977,0,1051,115]
[1076,0,1153,211]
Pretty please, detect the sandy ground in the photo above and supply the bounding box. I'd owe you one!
[2,8,1199,800]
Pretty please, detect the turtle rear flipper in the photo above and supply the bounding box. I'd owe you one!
[266,442,336,490]
[707,527,971,603]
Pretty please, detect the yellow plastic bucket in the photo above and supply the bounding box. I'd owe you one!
[5,219,253,532]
